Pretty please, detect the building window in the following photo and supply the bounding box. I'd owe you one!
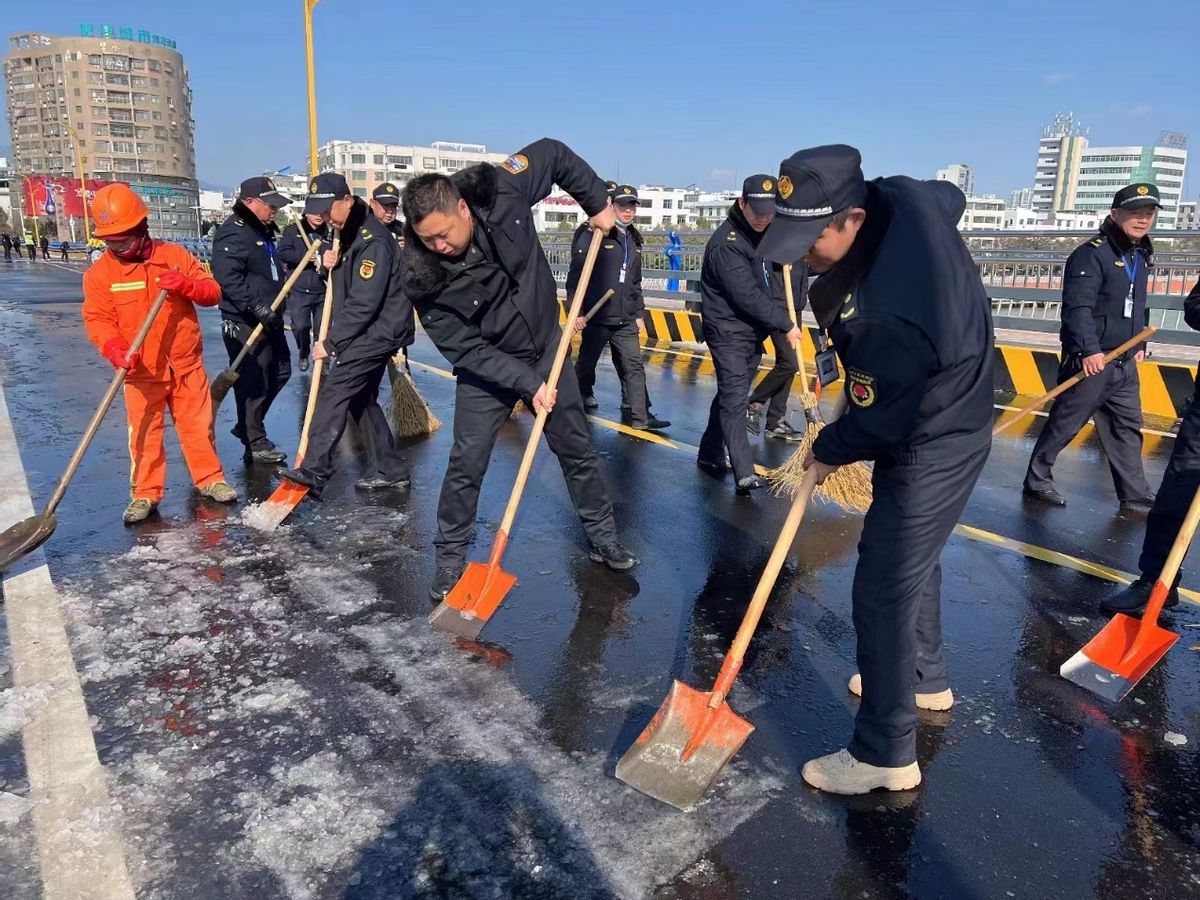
[374,171,385,181]
[88,54,101,66]
[663,199,673,209]
[131,58,145,71]
[373,154,385,165]
[352,171,366,180]
[351,153,366,164]
[388,155,412,166]
[147,59,160,72]
[423,157,436,169]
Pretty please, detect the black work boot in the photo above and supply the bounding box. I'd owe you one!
[430,565,464,601]
[276,467,323,498]
[1099,577,1180,616]
[589,541,640,571]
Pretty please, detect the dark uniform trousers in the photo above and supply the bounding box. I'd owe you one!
[288,290,324,360]
[435,358,618,568]
[576,321,649,422]
[1024,358,1151,501]
[1140,376,1200,579]
[748,331,799,428]
[852,441,989,768]
[699,336,759,478]
[301,353,408,485]
[221,321,292,451]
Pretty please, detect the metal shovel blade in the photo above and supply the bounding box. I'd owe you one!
[429,561,517,639]
[0,514,57,573]
[245,481,309,533]
[1060,612,1180,702]
[615,680,754,810]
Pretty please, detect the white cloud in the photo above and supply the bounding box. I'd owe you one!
[1042,72,1072,85]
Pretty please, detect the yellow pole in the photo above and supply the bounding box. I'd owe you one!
[65,124,92,243]
[18,175,41,245]
[304,0,321,177]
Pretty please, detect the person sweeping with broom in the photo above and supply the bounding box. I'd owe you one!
[758,145,994,795]
[82,183,238,524]
[401,138,638,603]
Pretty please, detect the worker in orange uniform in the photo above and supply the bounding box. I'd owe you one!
[82,183,239,524]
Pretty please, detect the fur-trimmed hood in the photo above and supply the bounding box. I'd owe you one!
[402,163,500,302]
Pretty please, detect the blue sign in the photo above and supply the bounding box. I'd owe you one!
[79,24,177,49]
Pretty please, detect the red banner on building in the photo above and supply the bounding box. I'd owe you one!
[21,176,112,218]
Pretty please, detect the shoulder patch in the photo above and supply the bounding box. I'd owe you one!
[1089,237,1103,246]
[255,240,263,246]
[359,259,376,280]
[499,153,529,175]
[847,369,876,408]
[235,218,244,227]
[361,227,374,241]
[726,231,737,242]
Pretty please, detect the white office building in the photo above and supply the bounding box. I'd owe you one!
[314,139,509,197]
[531,189,588,232]
[936,164,975,196]
[957,194,1005,230]
[628,185,697,229]
[1009,186,1034,210]
[1177,200,1199,230]
[1073,143,1188,228]
[693,191,740,226]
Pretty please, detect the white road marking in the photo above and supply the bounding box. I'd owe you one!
[0,385,136,899]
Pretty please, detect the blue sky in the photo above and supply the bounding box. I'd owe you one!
[3,1,1196,197]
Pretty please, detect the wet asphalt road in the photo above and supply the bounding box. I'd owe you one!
[1,259,1199,899]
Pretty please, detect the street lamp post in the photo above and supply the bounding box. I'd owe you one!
[303,0,321,177]
[15,173,41,245]
[62,122,92,244]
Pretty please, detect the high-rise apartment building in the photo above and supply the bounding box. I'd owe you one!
[4,27,199,241]
[935,163,975,196]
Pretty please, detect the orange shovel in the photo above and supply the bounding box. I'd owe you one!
[429,227,606,639]
[1060,483,1196,702]
[247,230,339,532]
[615,397,845,809]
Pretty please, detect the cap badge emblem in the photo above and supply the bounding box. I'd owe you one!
[778,176,793,200]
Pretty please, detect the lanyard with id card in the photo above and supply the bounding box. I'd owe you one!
[814,334,840,387]
[1121,251,1139,319]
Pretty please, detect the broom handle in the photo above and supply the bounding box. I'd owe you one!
[782,263,813,391]
[44,287,172,517]
[581,289,616,325]
[993,326,1157,436]
[295,230,340,463]
[226,242,319,374]
[493,228,605,548]
[709,395,850,705]
[1138,483,1200,627]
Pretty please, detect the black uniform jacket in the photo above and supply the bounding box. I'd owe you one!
[808,177,994,466]
[700,204,796,344]
[325,198,412,363]
[276,220,330,296]
[403,138,609,399]
[1060,217,1152,357]
[565,220,644,326]
[211,200,283,325]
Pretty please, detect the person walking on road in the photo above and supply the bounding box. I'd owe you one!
[1,234,11,260]
[758,145,994,795]
[697,174,802,495]
[569,184,669,432]
[26,236,36,259]
[1023,183,1160,512]
[60,239,70,261]
[1101,277,1200,616]
[211,176,294,465]
[81,183,237,524]
[401,139,638,601]
[40,234,50,259]
[277,173,413,497]
[276,212,329,372]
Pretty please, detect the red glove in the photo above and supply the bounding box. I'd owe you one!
[157,270,221,307]
[101,337,140,371]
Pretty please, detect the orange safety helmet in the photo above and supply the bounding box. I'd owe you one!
[91,183,148,237]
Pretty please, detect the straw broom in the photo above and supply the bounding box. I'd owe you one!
[388,351,441,437]
[767,266,873,513]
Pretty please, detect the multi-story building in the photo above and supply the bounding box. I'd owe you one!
[314,140,509,196]
[1029,114,1188,228]
[693,190,740,226]
[936,163,975,196]
[4,27,199,241]
[957,194,1006,230]
[1009,186,1034,210]
[1177,199,1199,231]
[629,185,698,229]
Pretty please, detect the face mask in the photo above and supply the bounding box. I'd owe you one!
[108,223,153,262]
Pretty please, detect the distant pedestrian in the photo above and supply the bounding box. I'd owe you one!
[40,235,50,259]
[60,240,70,261]
[1,234,11,260]
[26,237,36,259]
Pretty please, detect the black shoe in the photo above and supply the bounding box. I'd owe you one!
[355,475,411,491]
[589,541,639,571]
[1119,496,1155,513]
[299,356,310,372]
[1023,487,1067,507]
[430,565,464,601]
[620,403,631,413]
[766,421,805,442]
[583,395,599,410]
[1099,578,1180,616]
[245,447,287,465]
[276,467,322,498]
[736,475,765,496]
[697,456,729,478]
[631,416,671,432]
[746,408,762,436]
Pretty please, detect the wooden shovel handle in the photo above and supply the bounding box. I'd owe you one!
[495,228,605,539]
[44,287,172,516]
[993,326,1157,435]
[1137,483,1200,628]
[227,242,320,374]
[295,230,339,463]
[709,394,851,703]
[581,289,616,325]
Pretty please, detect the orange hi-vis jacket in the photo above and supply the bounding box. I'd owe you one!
[82,241,221,382]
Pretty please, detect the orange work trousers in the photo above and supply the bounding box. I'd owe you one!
[124,366,225,502]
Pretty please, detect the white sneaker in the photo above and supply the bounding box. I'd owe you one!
[848,673,954,711]
[802,749,921,795]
